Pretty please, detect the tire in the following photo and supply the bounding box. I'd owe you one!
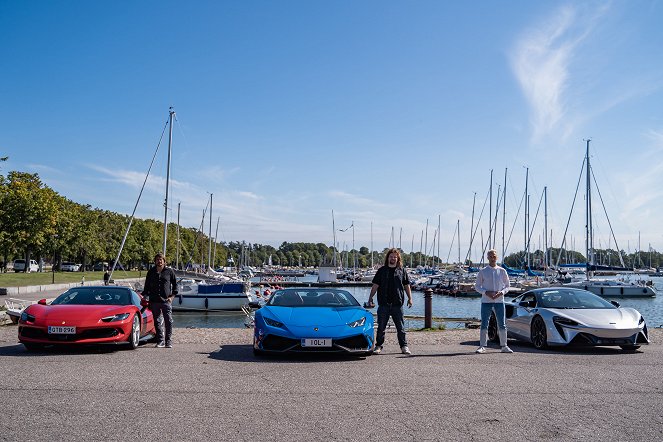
[128,314,140,349]
[487,313,499,343]
[23,342,44,352]
[620,345,641,352]
[530,316,548,350]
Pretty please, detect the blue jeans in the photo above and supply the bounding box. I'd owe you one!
[376,304,407,348]
[150,301,173,345]
[480,302,506,330]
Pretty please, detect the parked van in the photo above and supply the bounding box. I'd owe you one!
[13,259,39,272]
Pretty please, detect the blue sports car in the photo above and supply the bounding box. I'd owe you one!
[252,288,374,356]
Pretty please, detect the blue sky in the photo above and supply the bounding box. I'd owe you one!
[2,1,662,262]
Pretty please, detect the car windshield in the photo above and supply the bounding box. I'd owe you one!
[537,289,616,309]
[267,289,360,307]
[52,288,131,306]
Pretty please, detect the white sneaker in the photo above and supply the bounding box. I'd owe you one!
[501,346,513,353]
[373,345,383,355]
[401,346,411,355]
[475,346,486,354]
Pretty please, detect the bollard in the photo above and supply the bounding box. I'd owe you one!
[424,288,433,329]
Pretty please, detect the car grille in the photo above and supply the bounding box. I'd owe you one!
[569,332,638,346]
[262,335,299,351]
[335,335,370,350]
[261,334,370,352]
[19,326,120,342]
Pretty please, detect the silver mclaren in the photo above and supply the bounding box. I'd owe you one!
[488,287,649,351]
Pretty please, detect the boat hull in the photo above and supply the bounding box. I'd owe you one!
[564,281,656,298]
[173,281,252,311]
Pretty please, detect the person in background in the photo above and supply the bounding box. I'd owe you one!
[142,253,178,348]
[474,249,513,354]
[367,248,413,355]
[103,269,110,286]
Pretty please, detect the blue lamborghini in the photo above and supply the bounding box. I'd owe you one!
[252,288,374,356]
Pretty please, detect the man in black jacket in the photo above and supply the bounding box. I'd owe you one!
[367,248,413,355]
[142,253,178,348]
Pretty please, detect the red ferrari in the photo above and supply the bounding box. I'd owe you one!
[18,286,156,351]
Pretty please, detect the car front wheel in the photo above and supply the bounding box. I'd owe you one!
[128,314,140,349]
[530,316,548,349]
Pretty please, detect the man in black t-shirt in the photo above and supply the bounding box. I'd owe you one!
[142,253,178,348]
[367,248,413,355]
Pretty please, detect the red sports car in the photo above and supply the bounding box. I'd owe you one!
[18,286,156,351]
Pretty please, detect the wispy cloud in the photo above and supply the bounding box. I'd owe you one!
[328,190,389,209]
[510,5,605,142]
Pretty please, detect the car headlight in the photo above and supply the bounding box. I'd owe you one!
[20,311,36,322]
[101,313,131,322]
[264,317,284,328]
[347,317,366,328]
[552,316,578,327]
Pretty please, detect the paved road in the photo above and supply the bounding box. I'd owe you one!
[0,326,661,441]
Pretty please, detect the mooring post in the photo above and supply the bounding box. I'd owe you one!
[424,288,433,329]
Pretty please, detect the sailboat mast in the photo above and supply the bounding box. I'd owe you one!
[331,210,337,267]
[163,107,175,255]
[585,139,592,278]
[502,168,507,260]
[370,221,374,268]
[544,186,548,270]
[457,219,461,264]
[208,193,213,270]
[176,202,181,270]
[488,169,493,250]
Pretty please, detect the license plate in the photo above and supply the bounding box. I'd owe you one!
[301,338,332,347]
[48,326,76,334]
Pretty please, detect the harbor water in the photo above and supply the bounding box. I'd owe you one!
[174,275,663,329]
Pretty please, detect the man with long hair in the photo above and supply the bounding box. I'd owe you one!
[367,248,413,355]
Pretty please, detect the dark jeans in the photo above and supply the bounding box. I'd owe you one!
[150,301,173,345]
[376,304,407,348]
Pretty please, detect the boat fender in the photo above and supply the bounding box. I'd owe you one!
[600,287,604,295]
[178,295,182,305]
[584,285,588,291]
[205,298,209,309]
[643,288,648,294]
[620,287,624,295]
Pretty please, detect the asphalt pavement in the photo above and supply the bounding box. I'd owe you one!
[0,326,661,441]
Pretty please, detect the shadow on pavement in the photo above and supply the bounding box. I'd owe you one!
[208,344,371,363]
[459,339,643,355]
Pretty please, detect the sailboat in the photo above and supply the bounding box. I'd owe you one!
[111,108,253,311]
[561,140,656,298]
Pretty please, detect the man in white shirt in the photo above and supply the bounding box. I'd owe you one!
[474,249,513,353]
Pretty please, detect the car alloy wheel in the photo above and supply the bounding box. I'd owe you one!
[129,314,140,349]
[530,316,548,349]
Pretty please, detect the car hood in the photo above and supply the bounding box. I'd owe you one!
[266,306,364,326]
[549,308,640,327]
[27,304,133,324]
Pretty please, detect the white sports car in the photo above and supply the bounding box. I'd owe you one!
[488,287,649,351]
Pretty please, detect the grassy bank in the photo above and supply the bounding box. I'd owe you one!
[0,270,144,287]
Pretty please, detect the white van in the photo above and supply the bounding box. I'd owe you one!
[13,259,39,272]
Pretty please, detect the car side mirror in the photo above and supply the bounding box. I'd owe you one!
[248,301,261,309]
[519,300,535,308]
[610,300,620,308]
[38,299,47,305]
